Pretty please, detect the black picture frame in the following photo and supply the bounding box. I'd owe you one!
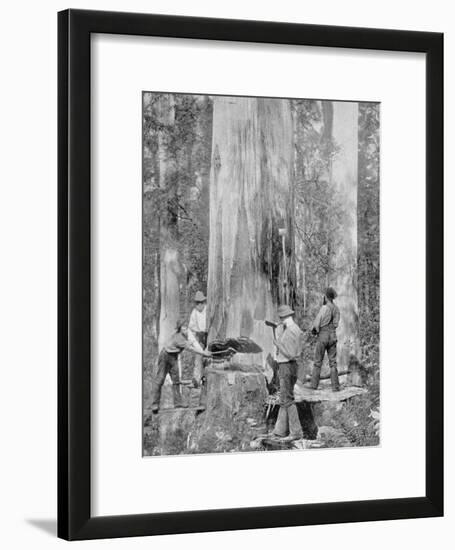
[58,8,443,541]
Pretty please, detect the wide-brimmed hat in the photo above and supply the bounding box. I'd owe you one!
[194,291,207,302]
[277,304,294,318]
[325,287,337,300]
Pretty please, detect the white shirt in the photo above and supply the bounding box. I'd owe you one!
[187,330,203,352]
[188,306,207,333]
[275,319,304,363]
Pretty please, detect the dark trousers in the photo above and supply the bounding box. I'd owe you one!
[194,331,208,348]
[192,331,208,382]
[193,332,208,407]
[151,350,182,408]
[274,361,303,438]
[311,329,339,390]
[278,361,298,407]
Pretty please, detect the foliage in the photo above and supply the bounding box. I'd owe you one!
[337,390,380,447]
[358,103,380,385]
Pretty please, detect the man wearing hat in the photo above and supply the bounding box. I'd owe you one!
[309,287,341,392]
[151,319,211,412]
[272,304,304,441]
[189,291,208,350]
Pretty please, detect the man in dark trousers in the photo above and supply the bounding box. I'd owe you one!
[272,305,304,441]
[309,287,341,392]
[151,320,211,412]
[188,291,210,412]
[188,291,208,387]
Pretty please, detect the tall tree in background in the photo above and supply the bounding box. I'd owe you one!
[293,100,360,371]
[143,93,160,361]
[358,103,380,372]
[293,100,338,373]
[293,99,322,320]
[177,95,212,315]
[293,99,336,319]
[331,101,359,367]
[155,95,181,350]
[143,93,212,365]
[207,97,295,364]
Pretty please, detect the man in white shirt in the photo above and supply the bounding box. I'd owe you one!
[188,291,208,410]
[189,291,207,346]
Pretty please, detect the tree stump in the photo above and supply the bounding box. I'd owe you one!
[144,362,269,456]
[188,364,268,454]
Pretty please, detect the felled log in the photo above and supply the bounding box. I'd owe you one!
[293,380,367,403]
[261,380,367,450]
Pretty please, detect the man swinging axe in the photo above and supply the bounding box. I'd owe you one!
[270,305,304,441]
[151,319,211,413]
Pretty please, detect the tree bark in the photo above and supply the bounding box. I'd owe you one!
[331,101,359,367]
[207,97,295,368]
[157,95,181,350]
[358,103,380,358]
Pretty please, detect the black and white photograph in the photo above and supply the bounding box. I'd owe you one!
[142,92,380,456]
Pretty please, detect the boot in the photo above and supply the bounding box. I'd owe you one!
[272,406,289,437]
[196,376,207,413]
[310,366,321,389]
[281,404,303,441]
[330,367,340,392]
[150,383,162,411]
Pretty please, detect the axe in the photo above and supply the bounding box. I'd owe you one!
[265,320,278,339]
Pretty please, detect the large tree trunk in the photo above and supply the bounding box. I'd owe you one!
[207,97,295,368]
[157,95,181,351]
[331,101,359,367]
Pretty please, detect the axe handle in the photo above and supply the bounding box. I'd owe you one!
[210,347,237,355]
